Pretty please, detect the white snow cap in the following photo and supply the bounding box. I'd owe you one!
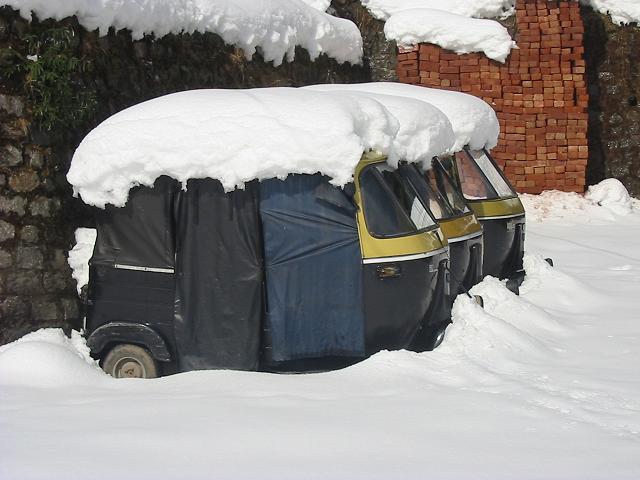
[307,82,500,152]
[581,0,640,25]
[3,0,362,66]
[305,85,456,166]
[68,88,407,208]
[360,0,515,21]
[385,9,516,63]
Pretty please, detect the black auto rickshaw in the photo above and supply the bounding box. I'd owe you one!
[398,162,483,300]
[304,84,485,302]
[436,148,525,289]
[83,152,452,378]
[310,82,526,290]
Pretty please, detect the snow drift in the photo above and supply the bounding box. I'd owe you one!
[585,178,634,215]
[0,329,106,387]
[2,0,362,66]
[3,196,640,477]
[384,9,516,62]
[522,179,636,223]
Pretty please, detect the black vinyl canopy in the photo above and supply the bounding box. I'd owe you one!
[173,179,263,371]
[260,175,365,362]
[92,176,178,270]
[90,174,373,370]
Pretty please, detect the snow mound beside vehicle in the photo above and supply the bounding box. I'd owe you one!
[0,329,108,387]
[521,179,636,223]
[384,9,516,62]
[585,178,634,215]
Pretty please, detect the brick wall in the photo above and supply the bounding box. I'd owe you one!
[396,0,589,194]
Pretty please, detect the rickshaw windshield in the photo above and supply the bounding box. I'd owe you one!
[448,151,498,200]
[468,149,516,198]
[360,163,436,238]
[425,162,470,217]
[399,164,459,221]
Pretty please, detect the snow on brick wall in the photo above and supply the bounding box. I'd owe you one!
[397,0,589,194]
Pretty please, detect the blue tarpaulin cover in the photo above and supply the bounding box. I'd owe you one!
[260,175,365,362]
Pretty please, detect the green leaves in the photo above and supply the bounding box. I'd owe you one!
[8,27,97,132]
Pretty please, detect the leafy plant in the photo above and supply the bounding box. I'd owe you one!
[6,27,97,132]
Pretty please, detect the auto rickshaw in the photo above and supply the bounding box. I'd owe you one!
[305,84,485,300]
[309,82,525,288]
[436,148,525,287]
[398,162,484,299]
[82,153,452,378]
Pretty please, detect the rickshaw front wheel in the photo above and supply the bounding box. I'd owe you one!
[102,344,158,379]
[432,327,447,349]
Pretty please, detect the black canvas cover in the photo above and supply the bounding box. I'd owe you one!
[173,179,263,371]
[92,176,178,269]
[259,175,365,362]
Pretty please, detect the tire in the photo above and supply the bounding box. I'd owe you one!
[102,344,158,379]
[431,326,447,350]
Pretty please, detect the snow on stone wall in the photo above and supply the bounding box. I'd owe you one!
[1,0,363,66]
[581,0,640,25]
[359,0,515,21]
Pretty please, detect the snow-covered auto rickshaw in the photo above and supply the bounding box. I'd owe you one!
[318,82,525,288]
[306,85,485,298]
[438,148,525,285]
[67,88,454,378]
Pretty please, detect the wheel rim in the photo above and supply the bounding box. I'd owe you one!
[112,356,146,378]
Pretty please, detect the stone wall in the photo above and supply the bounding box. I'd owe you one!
[582,8,640,196]
[396,0,589,194]
[0,6,368,344]
[331,0,397,81]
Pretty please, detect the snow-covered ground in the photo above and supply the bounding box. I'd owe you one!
[1,184,640,479]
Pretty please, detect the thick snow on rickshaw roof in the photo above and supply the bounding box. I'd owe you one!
[308,82,500,153]
[305,85,456,165]
[68,87,455,208]
[3,0,362,66]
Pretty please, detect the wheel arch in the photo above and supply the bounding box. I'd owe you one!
[87,322,172,362]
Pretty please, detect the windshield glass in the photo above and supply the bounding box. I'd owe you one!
[445,151,499,200]
[468,149,516,198]
[425,162,470,217]
[360,164,435,237]
[398,164,459,221]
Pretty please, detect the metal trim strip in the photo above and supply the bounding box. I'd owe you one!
[477,213,526,221]
[362,247,449,264]
[446,230,483,244]
[114,264,175,274]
